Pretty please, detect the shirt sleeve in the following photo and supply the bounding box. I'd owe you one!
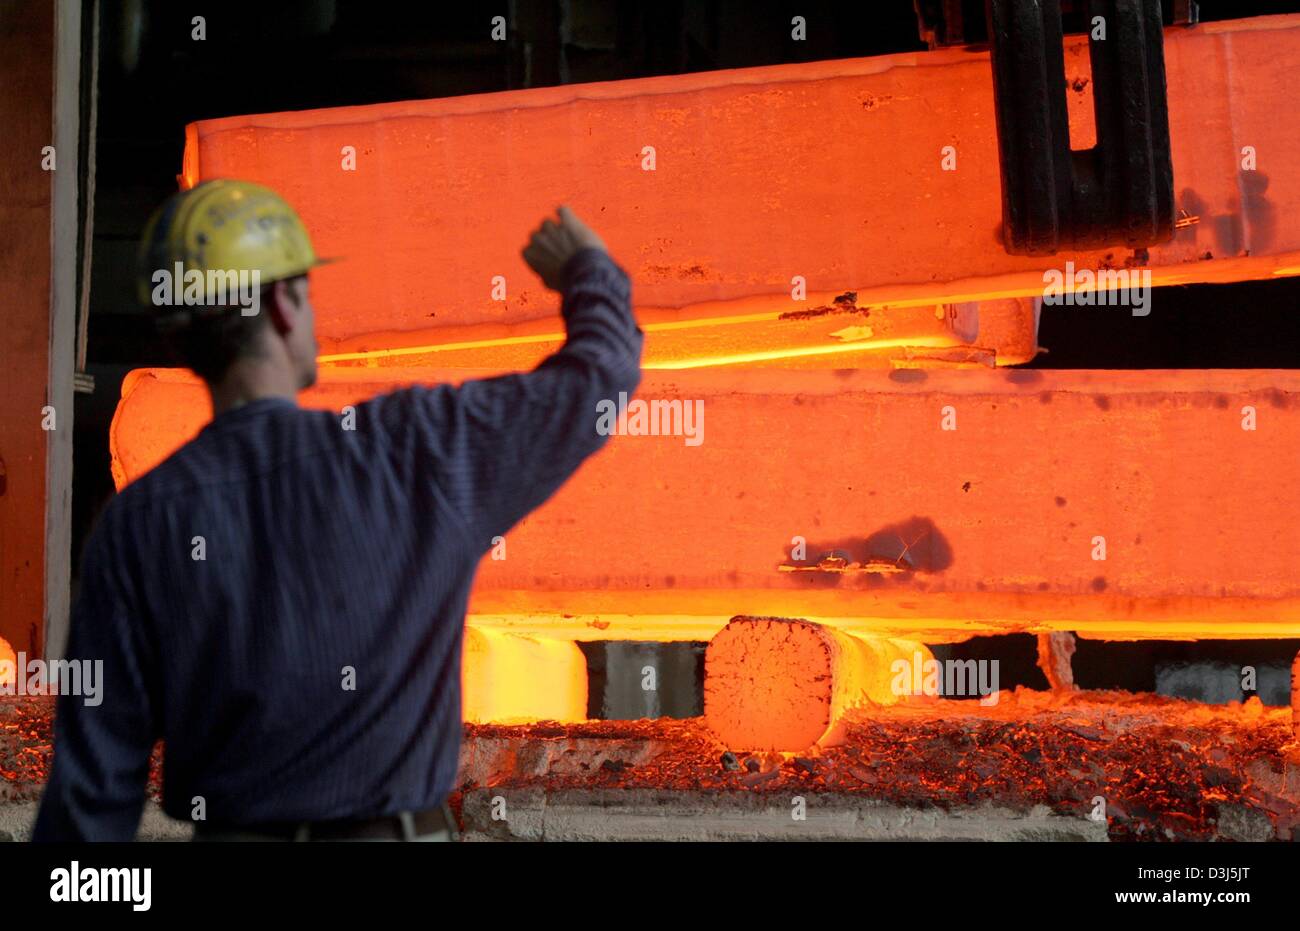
[366,247,644,550]
[32,508,159,842]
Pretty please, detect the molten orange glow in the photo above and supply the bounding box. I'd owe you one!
[462,629,587,724]
[642,336,958,370]
[0,636,14,689]
[315,322,961,370]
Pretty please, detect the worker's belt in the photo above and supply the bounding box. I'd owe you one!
[196,802,457,841]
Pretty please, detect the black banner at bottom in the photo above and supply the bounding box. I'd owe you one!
[0,840,1286,917]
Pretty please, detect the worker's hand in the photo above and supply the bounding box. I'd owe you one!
[522,205,607,291]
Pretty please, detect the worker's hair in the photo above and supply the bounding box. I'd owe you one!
[159,275,304,383]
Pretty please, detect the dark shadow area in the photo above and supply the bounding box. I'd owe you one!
[1033,279,1300,369]
[935,634,1300,704]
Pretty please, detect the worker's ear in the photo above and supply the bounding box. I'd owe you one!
[264,277,303,337]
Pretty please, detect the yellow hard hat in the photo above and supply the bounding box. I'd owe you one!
[137,179,331,310]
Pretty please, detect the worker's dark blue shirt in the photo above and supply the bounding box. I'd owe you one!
[34,248,642,841]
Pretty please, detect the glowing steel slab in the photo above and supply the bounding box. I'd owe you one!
[179,16,1300,370]
[462,629,586,724]
[704,618,931,751]
[111,367,1300,642]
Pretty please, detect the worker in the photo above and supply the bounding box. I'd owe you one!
[33,181,642,841]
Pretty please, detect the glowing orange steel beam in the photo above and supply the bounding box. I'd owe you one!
[179,15,1300,371]
[110,367,1300,642]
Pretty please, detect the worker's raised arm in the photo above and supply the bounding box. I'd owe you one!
[368,206,643,550]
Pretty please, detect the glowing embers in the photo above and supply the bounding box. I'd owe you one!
[704,617,933,752]
[462,628,587,724]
